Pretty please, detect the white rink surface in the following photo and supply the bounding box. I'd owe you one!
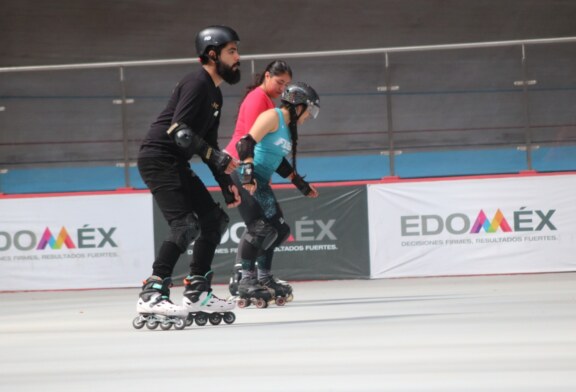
[1,273,575,392]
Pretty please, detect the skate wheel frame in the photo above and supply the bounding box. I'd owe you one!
[132,314,187,331]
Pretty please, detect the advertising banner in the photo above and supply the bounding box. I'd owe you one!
[368,174,576,278]
[0,193,154,290]
[153,185,371,284]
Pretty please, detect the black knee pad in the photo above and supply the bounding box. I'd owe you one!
[263,214,290,249]
[245,219,278,251]
[168,213,200,251]
[273,220,290,248]
[198,205,229,246]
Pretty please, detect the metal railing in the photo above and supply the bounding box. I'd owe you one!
[1,36,575,188]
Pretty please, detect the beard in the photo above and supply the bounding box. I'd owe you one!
[217,61,241,85]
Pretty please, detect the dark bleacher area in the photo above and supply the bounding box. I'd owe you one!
[1,1,575,193]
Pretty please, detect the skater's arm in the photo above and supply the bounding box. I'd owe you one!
[235,109,279,195]
[290,172,319,198]
[167,122,239,174]
[246,109,279,143]
[275,158,318,198]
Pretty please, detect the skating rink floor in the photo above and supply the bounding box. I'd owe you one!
[1,273,575,392]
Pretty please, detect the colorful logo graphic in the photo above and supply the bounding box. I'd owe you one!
[400,208,556,236]
[470,209,512,233]
[36,227,76,250]
[0,225,117,252]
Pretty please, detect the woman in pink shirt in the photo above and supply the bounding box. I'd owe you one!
[224,60,293,159]
[225,60,292,298]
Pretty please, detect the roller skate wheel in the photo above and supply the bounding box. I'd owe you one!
[255,298,268,309]
[275,296,286,306]
[195,312,208,326]
[146,319,159,330]
[160,320,172,330]
[209,313,222,325]
[223,312,236,324]
[237,298,249,308]
[287,293,294,302]
[174,318,186,330]
[132,316,146,329]
[185,316,194,327]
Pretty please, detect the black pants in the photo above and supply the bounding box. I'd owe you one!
[231,171,287,272]
[138,156,219,278]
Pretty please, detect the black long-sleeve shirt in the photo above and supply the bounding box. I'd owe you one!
[139,67,223,163]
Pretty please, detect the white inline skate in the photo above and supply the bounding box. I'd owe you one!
[181,271,236,327]
[132,276,186,331]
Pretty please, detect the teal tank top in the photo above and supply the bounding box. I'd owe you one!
[253,108,292,180]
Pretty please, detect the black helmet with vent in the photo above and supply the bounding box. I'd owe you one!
[195,25,240,57]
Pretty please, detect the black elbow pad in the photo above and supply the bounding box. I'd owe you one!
[167,122,201,150]
[276,158,293,178]
[236,134,257,160]
[166,122,230,172]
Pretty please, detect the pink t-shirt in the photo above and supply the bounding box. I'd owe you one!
[224,87,274,159]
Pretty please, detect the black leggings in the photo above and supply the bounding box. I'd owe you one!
[138,157,219,277]
[231,171,288,271]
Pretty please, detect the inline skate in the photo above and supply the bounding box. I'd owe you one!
[182,272,236,327]
[132,276,186,330]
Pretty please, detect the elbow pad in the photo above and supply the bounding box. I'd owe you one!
[167,122,202,150]
[167,122,231,173]
[276,158,294,178]
[236,134,257,160]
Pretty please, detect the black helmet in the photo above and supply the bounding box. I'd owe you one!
[195,25,240,57]
[281,82,321,119]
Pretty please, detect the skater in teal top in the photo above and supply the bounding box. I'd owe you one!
[251,108,292,180]
[229,82,321,307]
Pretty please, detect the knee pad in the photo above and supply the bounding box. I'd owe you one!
[168,213,200,251]
[266,215,290,249]
[198,205,229,245]
[273,221,290,248]
[245,219,278,251]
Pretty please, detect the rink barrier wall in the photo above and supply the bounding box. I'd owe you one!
[2,146,576,195]
[1,171,575,291]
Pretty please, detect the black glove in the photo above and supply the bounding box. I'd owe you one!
[240,163,256,186]
[221,185,237,205]
[202,146,232,174]
[215,174,237,205]
[292,173,313,196]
